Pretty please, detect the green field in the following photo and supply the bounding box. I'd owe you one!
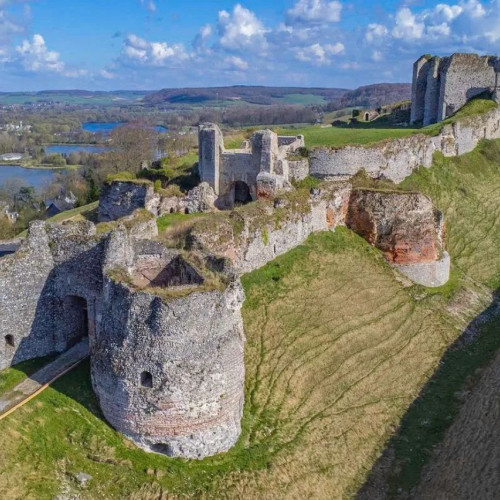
[3,139,500,499]
[0,91,148,106]
[279,97,498,148]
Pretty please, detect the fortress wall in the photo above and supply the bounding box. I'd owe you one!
[437,54,496,122]
[220,151,260,200]
[310,106,500,183]
[0,221,105,370]
[190,183,352,275]
[92,264,245,459]
[0,222,55,370]
[310,134,435,183]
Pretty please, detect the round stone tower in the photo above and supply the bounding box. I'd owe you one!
[91,231,246,459]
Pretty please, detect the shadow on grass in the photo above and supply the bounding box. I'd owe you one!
[356,289,500,499]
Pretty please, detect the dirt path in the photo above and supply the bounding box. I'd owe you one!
[0,339,89,419]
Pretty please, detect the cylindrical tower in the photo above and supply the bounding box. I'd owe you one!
[91,270,246,459]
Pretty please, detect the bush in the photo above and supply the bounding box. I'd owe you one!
[154,180,162,193]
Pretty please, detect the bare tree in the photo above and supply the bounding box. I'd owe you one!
[103,122,158,174]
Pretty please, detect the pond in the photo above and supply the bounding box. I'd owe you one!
[45,144,109,155]
[0,165,60,190]
[82,122,168,134]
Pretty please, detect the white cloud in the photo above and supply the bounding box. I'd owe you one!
[217,4,268,51]
[140,0,156,12]
[122,34,189,66]
[372,50,383,61]
[392,7,425,40]
[193,24,212,50]
[294,42,344,65]
[287,0,342,25]
[365,23,388,43]
[222,55,248,70]
[99,69,116,79]
[15,34,65,72]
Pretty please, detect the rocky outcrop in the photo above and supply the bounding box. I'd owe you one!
[346,189,449,287]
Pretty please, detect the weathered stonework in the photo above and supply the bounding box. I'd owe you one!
[91,230,246,459]
[346,189,449,287]
[310,104,500,183]
[198,123,304,208]
[411,53,500,125]
[98,181,159,222]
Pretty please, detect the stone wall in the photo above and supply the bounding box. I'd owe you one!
[189,183,352,274]
[346,189,449,287]
[0,221,105,370]
[98,180,159,222]
[410,53,500,126]
[310,105,500,183]
[92,229,246,459]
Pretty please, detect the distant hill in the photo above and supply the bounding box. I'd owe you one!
[328,83,412,111]
[144,86,350,107]
[0,90,152,106]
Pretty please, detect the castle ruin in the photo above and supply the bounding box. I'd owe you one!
[198,123,306,208]
[411,53,500,126]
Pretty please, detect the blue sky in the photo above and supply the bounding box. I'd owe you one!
[0,0,500,91]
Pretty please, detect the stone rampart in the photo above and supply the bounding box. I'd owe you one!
[189,183,352,274]
[310,105,500,183]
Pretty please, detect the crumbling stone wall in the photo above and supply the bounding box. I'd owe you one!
[0,221,105,370]
[411,53,500,126]
[98,180,159,222]
[198,123,304,208]
[189,183,352,274]
[310,105,500,183]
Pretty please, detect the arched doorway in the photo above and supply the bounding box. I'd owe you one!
[62,295,89,348]
[234,181,252,206]
[364,112,370,121]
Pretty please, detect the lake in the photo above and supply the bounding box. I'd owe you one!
[45,144,109,155]
[82,122,168,134]
[0,165,60,190]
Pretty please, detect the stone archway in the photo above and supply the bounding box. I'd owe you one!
[234,181,252,206]
[62,296,89,348]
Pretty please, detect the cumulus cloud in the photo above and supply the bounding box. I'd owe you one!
[294,42,344,65]
[217,4,268,51]
[221,55,248,71]
[392,7,425,40]
[139,0,156,12]
[122,34,189,66]
[286,0,342,25]
[14,34,64,72]
[193,24,212,50]
[365,23,388,43]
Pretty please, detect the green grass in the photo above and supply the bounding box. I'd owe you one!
[156,212,205,231]
[279,96,498,148]
[277,124,417,147]
[0,355,56,397]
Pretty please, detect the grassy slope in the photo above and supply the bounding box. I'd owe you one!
[3,140,500,499]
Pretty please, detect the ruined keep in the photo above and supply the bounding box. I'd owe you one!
[410,53,500,125]
[198,123,306,208]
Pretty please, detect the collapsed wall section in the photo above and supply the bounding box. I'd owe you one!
[188,183,352,274]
